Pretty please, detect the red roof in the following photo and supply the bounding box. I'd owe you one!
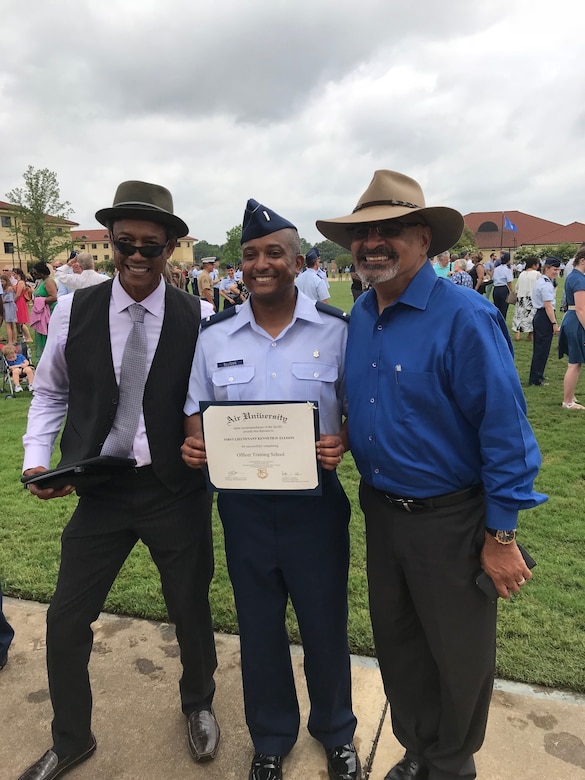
[1,200,78,226]
[71,229,196,241]
[464,211,563,250]
[71,229,113,241]
[525,222,585,246]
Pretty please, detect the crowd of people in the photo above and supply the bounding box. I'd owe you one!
[0,171,583,780]
[427,246,585,405]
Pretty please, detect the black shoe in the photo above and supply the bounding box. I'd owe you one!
[17,736,96,780]
[248,753,283,780]
[187,707,220,762]
[325,743,362,780]
[384,755,429,780]
[0,652,7,671]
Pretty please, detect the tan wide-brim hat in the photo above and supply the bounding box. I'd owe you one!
[316,170,464,256]
[95,180,189,238]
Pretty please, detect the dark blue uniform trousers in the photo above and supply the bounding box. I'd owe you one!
[529,308,554,385]
[218,470,357,756]
[45,468,216,758]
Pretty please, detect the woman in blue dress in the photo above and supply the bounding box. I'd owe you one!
[559,249,585,409]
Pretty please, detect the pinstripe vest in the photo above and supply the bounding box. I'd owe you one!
[59,279,204,493]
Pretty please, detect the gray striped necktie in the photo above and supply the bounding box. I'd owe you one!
[101,303,148,458]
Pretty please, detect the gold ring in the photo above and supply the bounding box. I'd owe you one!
[517,578,525,585]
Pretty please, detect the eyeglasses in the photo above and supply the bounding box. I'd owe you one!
[346,220,425,242]
[113,239,169,258]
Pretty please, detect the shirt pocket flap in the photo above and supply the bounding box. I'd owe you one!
[291,363,338,382]
[211,365,255,387]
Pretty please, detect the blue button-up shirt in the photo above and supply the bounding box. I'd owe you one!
[185,292,348,435]
[345,261,546,530]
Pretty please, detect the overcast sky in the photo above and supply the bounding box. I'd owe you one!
[2,0,583,245]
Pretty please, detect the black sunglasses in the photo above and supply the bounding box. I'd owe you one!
[113,239,169,259]
[346,220,425,242]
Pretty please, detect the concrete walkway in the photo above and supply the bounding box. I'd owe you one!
[1,598,584,780]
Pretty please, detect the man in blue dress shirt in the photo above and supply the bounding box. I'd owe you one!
[182,199,360,780]
[317,170,546,780]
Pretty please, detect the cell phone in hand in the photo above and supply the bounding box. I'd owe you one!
[475,544,537,601]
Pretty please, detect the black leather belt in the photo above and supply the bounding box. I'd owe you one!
[381,484,483,512]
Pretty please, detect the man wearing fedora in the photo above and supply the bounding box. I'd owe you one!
[317,171,546,780]
[18,181,219,779]
[182,198,360,780]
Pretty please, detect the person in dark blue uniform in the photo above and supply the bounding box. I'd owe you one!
[529,257,561,386]
[182,199,360,780]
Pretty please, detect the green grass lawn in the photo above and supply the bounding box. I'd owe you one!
[1,279,584,692]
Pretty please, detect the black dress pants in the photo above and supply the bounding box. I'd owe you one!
[46,468,216,758]
[360,481,496,780]
[529,308,553,385]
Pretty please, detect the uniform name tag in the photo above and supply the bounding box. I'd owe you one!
[217,359,244,368]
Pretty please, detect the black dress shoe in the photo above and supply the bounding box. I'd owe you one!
[384,755,429,780]
[248,753,283,780]
[187,707,220,762]
[17,736,96,780]
[325,743,362,780]
[0,652,7,671]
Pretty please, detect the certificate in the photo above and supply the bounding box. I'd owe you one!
[200,401,321,494]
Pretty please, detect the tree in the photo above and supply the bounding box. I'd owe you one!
[314,239,346,265]
[194,239,221,263]
[299,237,312,256]
[221,224,243,266]
[5,166,74,265]
[540,243,578,261]
[450,226,478,257]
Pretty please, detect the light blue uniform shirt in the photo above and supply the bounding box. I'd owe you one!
[346,261,546,530]
[185,291,348,435]
[531,275,556,310]
[294,268,330,302]
[492,264,513,287]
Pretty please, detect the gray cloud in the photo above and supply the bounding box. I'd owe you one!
[2,0,584,244]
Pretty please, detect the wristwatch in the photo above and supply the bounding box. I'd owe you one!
[486,528,517,545]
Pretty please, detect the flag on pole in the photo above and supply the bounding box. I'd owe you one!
[504,215,517,232]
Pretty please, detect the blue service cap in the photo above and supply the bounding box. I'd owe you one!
[544,256,561,267]
[241,198,296,245]
[305,247,320,263]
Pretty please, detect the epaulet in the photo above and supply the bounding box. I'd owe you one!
[201,306,238,329]
[315,301,350,323]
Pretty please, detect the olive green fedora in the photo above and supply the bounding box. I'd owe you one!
[95,180,189,237]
